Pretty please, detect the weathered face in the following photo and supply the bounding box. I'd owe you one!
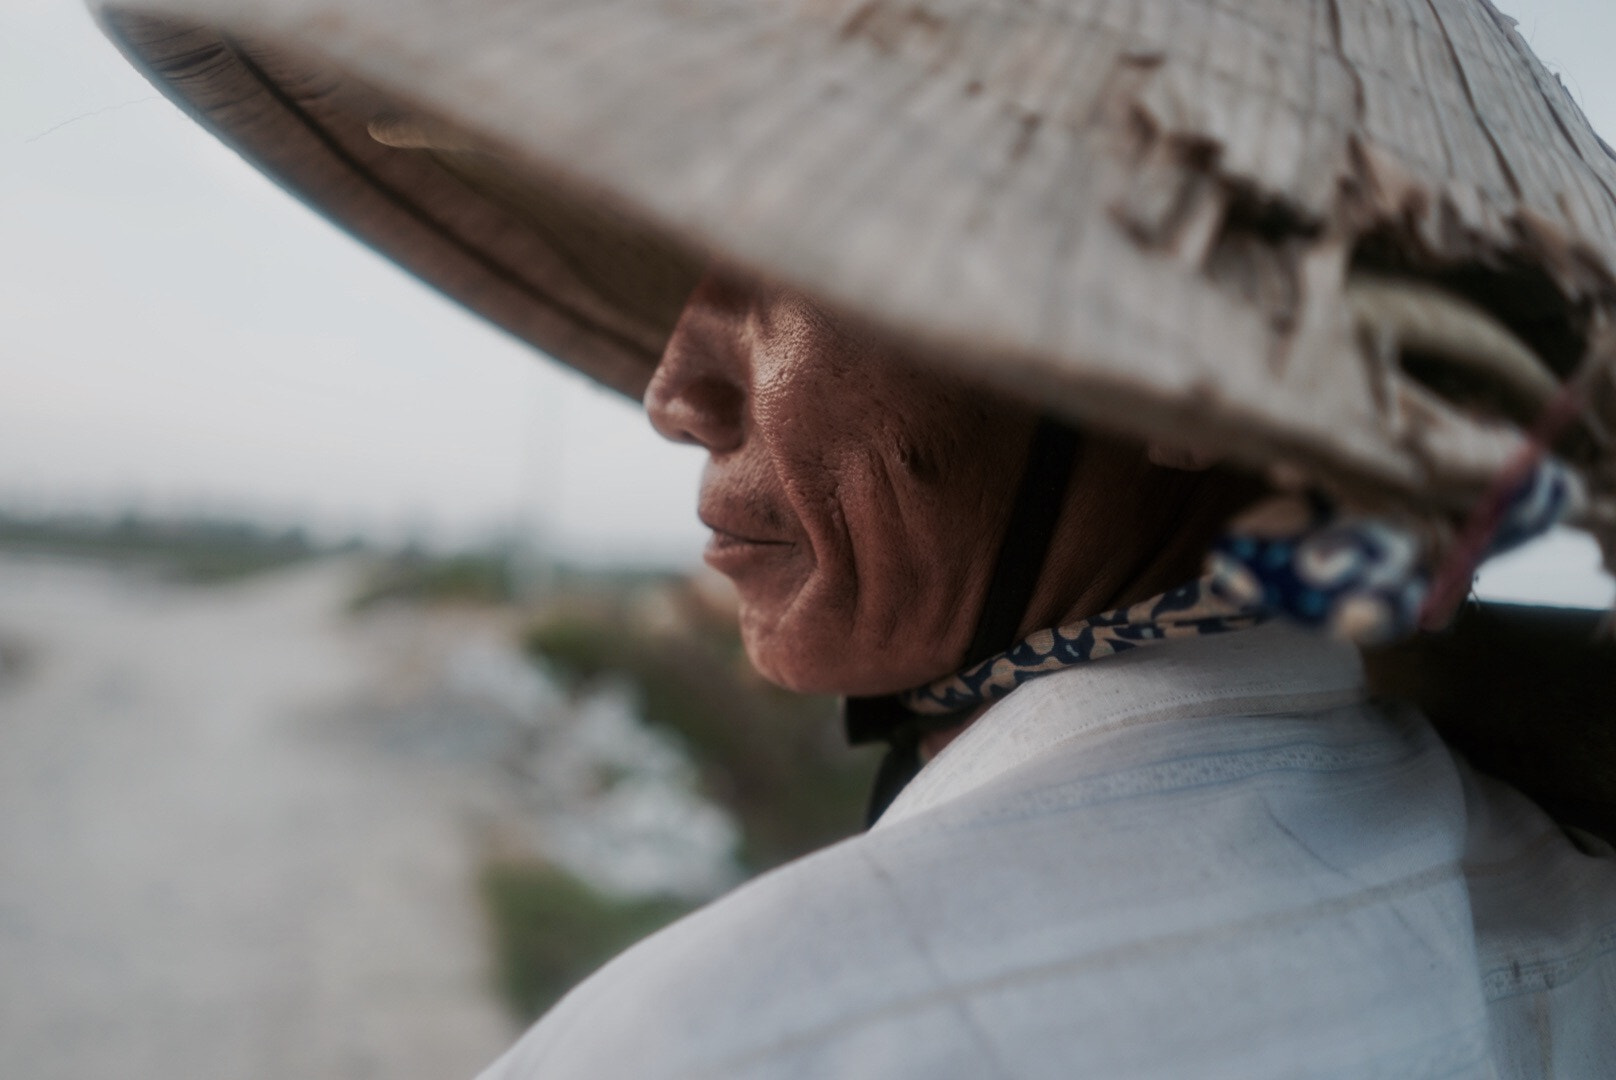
[645,274,1037,696]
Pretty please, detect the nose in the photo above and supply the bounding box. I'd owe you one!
[644,274,749,454]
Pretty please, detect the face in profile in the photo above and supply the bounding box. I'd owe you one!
[644,273,1038,697]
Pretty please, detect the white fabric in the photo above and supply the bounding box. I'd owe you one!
[478,623,1616,1079]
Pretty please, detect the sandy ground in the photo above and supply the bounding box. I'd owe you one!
[0,555,524,1080]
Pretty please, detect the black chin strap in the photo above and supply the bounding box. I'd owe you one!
[845,416,1081,827]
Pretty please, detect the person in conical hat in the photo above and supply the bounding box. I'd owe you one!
[94,1,1616,1076]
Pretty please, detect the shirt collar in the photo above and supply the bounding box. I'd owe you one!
[877,620,1367,827]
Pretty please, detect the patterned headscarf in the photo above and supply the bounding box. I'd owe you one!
[1209,458,1583,645]
[897,457,1581,719]
[900,578,1269,717]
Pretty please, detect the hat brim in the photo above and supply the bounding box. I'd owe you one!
[93,0,1616,529]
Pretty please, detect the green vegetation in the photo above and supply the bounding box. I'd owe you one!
[349,551,516,609]
[349,549,691,611]
[479,861,694,1022]
[0,511,328,582]
[525,596,879,873]
[479,587,878,1021]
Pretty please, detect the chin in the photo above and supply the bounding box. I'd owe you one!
[736,576,955,696]
[742,628,822,694]
[741,617,843,695]
[742,620,937,698]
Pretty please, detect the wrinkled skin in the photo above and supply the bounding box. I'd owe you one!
[646,272,1250,698]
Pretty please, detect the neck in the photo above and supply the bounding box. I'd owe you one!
[920,451,1263,756]
[1024,452,1263,637]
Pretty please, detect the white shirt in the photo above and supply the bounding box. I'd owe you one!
[478,623,1616,1079]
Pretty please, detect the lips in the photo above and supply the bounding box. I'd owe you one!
[700,512,791,549]
[700,517,785,546]
[698,496,794,577]
[703,531,792,580]
[697,476,792,541]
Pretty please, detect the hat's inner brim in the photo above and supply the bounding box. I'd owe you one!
[105,8,703,400]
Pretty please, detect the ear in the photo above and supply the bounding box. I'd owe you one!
[1146,441,1222,471]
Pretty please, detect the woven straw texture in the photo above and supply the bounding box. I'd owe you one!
[93,0,1616,563]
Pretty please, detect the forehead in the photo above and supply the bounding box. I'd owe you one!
[671,270,996,415]
[673,273,867,375]
[695,274,845,341]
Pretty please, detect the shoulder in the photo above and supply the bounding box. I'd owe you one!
[481,686,1502,1080]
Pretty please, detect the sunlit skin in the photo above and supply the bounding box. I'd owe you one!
[645,272,1257,719]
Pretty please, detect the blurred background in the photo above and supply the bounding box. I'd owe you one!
[2,1,1613,1077]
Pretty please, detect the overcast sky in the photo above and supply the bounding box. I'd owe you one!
[2,0,711,563]
[2,0,1613,601]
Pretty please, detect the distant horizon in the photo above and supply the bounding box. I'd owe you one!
[0,492,700,568]
[0,497,1609,610]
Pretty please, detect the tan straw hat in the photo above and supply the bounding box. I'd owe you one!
[92,0,1616,574]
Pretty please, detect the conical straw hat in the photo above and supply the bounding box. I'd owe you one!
[92,0,1616,572]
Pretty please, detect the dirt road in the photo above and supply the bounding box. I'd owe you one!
[0,556,520,1079]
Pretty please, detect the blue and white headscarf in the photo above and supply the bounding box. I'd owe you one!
[1208,458,1582,645]
[901,578,1269,716]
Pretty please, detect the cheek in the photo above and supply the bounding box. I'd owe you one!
[740,439,997,695]
[739,621,804,690]
[735,589,843,693]
[731,334,1032,692]
[729,463,887,691]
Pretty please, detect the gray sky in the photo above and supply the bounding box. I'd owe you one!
[2,0,710,562]
[2,0,1613,600]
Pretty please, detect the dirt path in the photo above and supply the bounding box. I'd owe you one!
[0,556,519,1080]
